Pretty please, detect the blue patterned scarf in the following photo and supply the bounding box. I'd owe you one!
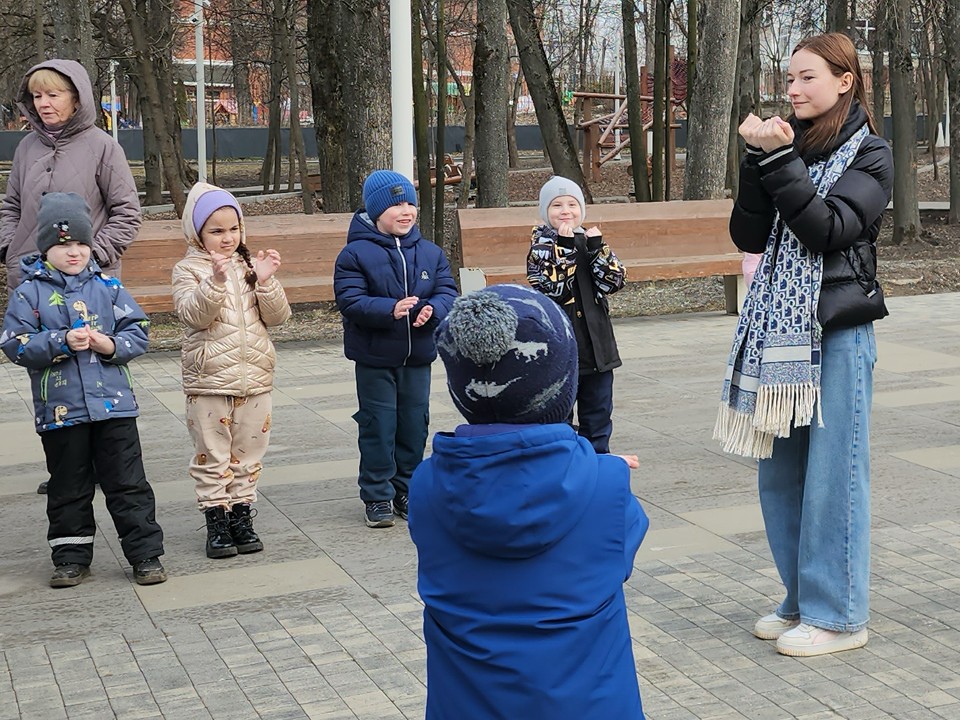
[715,124,869,458]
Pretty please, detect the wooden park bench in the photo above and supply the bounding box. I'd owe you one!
[455,199,744,313]
[121,212,354,312]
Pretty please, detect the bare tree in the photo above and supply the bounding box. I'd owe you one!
[622,0,650,201]
[685,0,740,199]
[944,0,960,221]
[229,0,255,125]
[826,0,850,33]
[474,0,509,207]
[413,0,434,236]
[507,0,593,199]
[50,2,95,84]
[727,0,762,198]
[885,0,921,243]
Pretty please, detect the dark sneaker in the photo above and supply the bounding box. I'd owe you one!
[37,481,48,494]
[133,557,167,585]
[393,494,409,520]
[365,501,395,528]
[50,563,90,588]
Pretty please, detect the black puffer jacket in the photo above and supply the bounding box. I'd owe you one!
[730,102,894,329]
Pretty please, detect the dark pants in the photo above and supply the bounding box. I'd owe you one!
[41,418,164,566]
[353,363,431,502]
[568,370,614,454]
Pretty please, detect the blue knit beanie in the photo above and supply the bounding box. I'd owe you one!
[436,284,578,425]
[362,170,417,222]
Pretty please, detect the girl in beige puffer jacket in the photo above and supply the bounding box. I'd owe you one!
[172,183,291,559]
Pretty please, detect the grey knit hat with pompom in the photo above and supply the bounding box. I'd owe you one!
[435,284,578,424]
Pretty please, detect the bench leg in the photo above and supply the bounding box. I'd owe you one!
[459,267,488,295]
[723,275,744,315]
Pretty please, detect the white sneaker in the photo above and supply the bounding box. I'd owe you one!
[776,623,868,657]
[753,612,800,640]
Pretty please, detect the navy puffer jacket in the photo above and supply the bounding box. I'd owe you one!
[334,211,458,367]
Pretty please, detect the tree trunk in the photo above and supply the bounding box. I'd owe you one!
[51,2,95,86]
[686,0,697,114]
[944,0,960,222]
[262,15,285,193]
[413,0,434,236]
[651,0,667,201]
[118,0,185,215]
[507,66,523,168]
[886,0,921,243]
[685,0,739,199]
[870,3,886,131]
[458,95,476,209]
[434,0,447,247]
[34,0,45,63]
[622,0,649,201]
[138,86,162,206]
[507,0,592,200]
[306,0,350,212]
[230,0,254,125]
[727,0,760,198]
[474,0,509,207]
[279,0,312,214]
[826,0,849,34]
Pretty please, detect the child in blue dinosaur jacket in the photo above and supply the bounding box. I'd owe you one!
[1,193,165,589]
[334,170,458,529]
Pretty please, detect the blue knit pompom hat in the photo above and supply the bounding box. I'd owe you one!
[436,284,578,425]
[362,170,417,222]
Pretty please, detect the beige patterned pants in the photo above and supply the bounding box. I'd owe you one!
[185,393,273,510]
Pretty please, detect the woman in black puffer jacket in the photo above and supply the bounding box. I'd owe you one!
[716,32,892,659]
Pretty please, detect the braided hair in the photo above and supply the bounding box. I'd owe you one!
[235,241,258,288]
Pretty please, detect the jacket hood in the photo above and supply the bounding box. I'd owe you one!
[346,210,421,249]
[182,183,247,252]
[423,424,600,558]
[17,59,97,141]
[19,252,98,286]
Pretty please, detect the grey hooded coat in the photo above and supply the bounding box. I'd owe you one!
[0,59,141,294]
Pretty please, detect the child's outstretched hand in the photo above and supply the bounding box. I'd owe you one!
[413,304,434,327]
[615,454,640,469]
[210,252,230,284]
[394,296,419,319]
[585,226,602,237]
[254,249,282,284]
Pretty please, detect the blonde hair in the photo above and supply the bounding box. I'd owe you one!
[27,69,77,98]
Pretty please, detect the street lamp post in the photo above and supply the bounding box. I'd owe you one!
[193,1,208,183]
[390,0,414,180]
[109,60,118,141]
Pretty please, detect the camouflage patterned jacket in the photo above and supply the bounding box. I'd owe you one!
[0,254,149,432]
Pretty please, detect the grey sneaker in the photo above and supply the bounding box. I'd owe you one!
[753,612,800,640]
[365,501,395,528]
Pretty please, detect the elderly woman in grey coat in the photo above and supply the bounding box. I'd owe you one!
[0,59,141,296]
[0,59,141,495]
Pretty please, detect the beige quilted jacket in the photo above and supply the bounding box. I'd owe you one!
[172,184,291,397]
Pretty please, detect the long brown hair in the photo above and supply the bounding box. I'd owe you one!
[791,33,877,156]
[235,241,258,288]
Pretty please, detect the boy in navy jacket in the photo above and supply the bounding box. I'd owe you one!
[1,193,165,588]
[333,170,457,528]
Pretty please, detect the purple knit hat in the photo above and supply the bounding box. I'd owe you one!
[192,189,242,234]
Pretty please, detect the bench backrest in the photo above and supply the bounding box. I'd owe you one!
[456,199,736,270]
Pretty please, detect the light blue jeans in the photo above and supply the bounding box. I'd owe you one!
[758,323,876,632]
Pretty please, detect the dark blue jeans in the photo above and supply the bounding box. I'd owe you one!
[568,370,614,454]
[353,363,431,502]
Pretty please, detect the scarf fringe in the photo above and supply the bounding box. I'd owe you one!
[714,403,775,459]
[714,383,824,460]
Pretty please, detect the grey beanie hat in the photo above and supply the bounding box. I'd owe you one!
[538,175,586,227]
[36,192,94,255]
[436,284,578,425]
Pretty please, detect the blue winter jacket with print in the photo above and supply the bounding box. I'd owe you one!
[334,211,458,368]
[1,255,149,432]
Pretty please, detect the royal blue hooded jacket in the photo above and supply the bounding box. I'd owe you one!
[1,255,149,432]
[333,211,458,367]
[409,423,648,720]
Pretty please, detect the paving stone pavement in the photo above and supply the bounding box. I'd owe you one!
[1,292,960,719]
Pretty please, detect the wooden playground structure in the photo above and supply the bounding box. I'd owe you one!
[575,51,688,194]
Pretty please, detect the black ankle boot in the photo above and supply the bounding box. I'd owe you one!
[228,503,263,553]
[204,507,238,558]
